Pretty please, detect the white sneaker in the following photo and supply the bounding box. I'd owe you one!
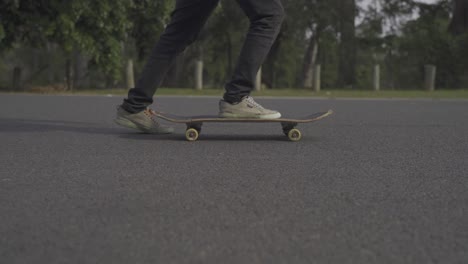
[219,96,281,119]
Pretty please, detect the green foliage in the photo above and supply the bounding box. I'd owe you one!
[129,0,173,61]
[200,1,248,88]
[386,1,466,89]
[1,0,467,90]
[317,31,339,88]
[51,1,133,80]
[0,24,5,42]
[0,0,135,81]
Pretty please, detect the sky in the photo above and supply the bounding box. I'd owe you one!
[361,0,439,6]
[358,0,443,31]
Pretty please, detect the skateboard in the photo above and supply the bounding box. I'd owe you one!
[154,110,333,142]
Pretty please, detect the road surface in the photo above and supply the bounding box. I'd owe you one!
[1,94,467,263]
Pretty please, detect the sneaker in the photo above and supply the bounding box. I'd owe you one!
[219,96,281,119]
[115,106,174,134]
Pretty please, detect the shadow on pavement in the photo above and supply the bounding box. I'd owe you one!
[0,118,318,142]
[0,118,121,135]
[120,133,319,142]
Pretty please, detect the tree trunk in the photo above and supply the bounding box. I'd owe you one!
[302,33,319,89]
[12,67,22,91]
[73,49,88,89]
[65,58,74,91]
[46,42,55,84]
[314,64,321,92]
[264,27,284,89]
[449,0,468,34]
[337,0,357,89]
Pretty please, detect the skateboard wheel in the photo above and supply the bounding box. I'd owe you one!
[287,129,302,142]
[185,128,199,142]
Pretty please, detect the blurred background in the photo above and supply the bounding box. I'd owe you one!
[1,0,467,92]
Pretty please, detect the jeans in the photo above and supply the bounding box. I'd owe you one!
[122,0,284,113]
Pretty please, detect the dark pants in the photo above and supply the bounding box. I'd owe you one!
[122,0,284,113]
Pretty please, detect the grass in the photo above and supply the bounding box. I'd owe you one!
[5,87,468,99]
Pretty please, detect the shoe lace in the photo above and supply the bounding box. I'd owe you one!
[244,96,264,109]
[143,108,160,123]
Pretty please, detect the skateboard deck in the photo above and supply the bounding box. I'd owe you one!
[154,110,333,141]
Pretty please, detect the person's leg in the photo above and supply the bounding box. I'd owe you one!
[223,0,285,103]
[122,0,220,113]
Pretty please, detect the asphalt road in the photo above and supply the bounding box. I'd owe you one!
[1,94,467,264]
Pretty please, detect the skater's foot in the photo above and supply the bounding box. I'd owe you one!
[115,106,174,134]
[219,96,281,119]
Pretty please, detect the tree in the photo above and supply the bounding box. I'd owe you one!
[337,0,357,88]
[2,0,467,91]
[1,0,134,89]
[0,0,60,89]
[129,0,173,61]
[48,1,133,87]
[449,0,468,34]
[285,0,338,89]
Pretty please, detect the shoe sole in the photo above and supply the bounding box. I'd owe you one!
[219,112,282,119]
[115,117,141,131]
[115,116,174,134]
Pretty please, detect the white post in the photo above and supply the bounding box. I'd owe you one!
[424,65,436,91]
[373,64,380,91]
[255,67,262,91]
[195,60,203,90]
[126,59,135,89]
